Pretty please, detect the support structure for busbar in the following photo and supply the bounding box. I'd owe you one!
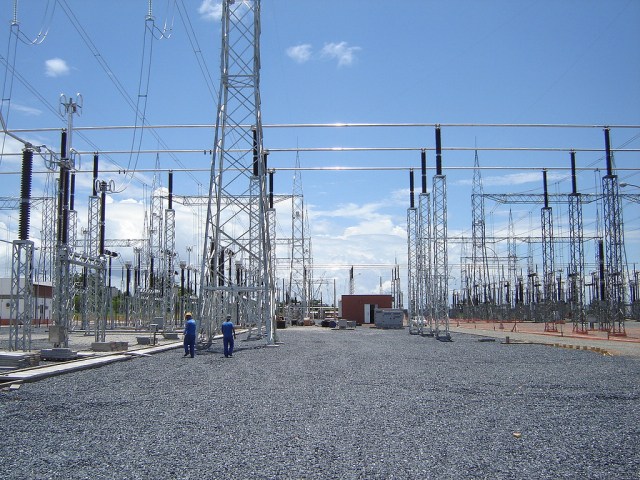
[418,150,433,336]
[407,169,419,332]
[432,126,450,340]
[200,0,274,344]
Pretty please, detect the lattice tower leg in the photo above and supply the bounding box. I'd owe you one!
[432,175,450,340]
[9,240,34,351]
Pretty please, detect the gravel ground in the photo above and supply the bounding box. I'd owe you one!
[1,326,639,480]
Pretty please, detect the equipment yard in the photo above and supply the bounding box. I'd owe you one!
[1,326,638,479]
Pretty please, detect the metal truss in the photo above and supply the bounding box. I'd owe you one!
[482,192,639,205]
[418,192,432,334]
[201,0,273,343]
[287,152,308,325]
[507,210,518,309]
[164,207,176,327]
[568,151,587,332]
[602,175,626,334]
[170,193,295,207]
[406,206,419,330]
[432,174,450,340]
[470,151,492,317]
[149,168,164,320]
[9,240,34,351]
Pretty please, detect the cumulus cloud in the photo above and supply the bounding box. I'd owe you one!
[44,58,70,77]
[320,41,361,67]
[286,44,313,64]
[11,103,42,116]
[198,0,223,21]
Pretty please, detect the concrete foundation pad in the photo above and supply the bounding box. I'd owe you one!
[40,348,78,361]
[91,341,129,352]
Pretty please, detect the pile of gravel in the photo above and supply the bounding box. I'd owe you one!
[1,327,639,479]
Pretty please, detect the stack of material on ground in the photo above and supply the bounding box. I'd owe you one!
[0,352,40,370]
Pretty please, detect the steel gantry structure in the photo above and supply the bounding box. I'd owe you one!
[200,0,275,343]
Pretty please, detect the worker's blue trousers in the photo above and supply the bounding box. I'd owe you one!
[223,337,234,357]
[184,334,196,358]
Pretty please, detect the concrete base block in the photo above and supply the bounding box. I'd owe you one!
[91,341,129,352]
[163,332,179,340]
[40,348,78,361]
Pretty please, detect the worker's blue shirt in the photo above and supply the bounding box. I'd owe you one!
[184,319,197,336]
[221,321,235,339]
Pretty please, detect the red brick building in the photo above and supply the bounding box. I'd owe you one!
[340,294,393,325]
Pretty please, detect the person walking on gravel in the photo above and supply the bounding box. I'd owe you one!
[183,312,197,358]
[221,314,237,357]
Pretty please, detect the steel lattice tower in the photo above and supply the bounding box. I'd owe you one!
[288,151,307,324]
[149,158,164,320]
[471,150,491,317]
[201,0,273,343]
[407,170,419,331]
[541,170,558,331]
[602,128,626,335]
[164,171,176,328]
[507,210,517,310]
[432,126,450,340]
[418,150,433,334]
[567,151,587,333]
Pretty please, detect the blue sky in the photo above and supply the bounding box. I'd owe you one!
[1,0,639,305]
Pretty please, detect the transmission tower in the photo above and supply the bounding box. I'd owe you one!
[432,126,450,340]
[507,210,517,311]
[201,0,274,343]
[602,128,626,335]
[567,151,587,333]
[540,170,558,331]
[288,150,308,325]
[471,150,491,319]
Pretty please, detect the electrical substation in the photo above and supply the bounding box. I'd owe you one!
[1,0,639,363]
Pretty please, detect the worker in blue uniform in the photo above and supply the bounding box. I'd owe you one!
[221,314,237,357]
[183,312,197,358]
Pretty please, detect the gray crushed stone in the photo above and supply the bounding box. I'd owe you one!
[1,327,639,480]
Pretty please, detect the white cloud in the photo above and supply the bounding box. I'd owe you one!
[456,171,565,187]
[286,44,312,64]
[44,58,70,77]
[320,41,361,67]
[11,103,42,116]
[198,0,223,21]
